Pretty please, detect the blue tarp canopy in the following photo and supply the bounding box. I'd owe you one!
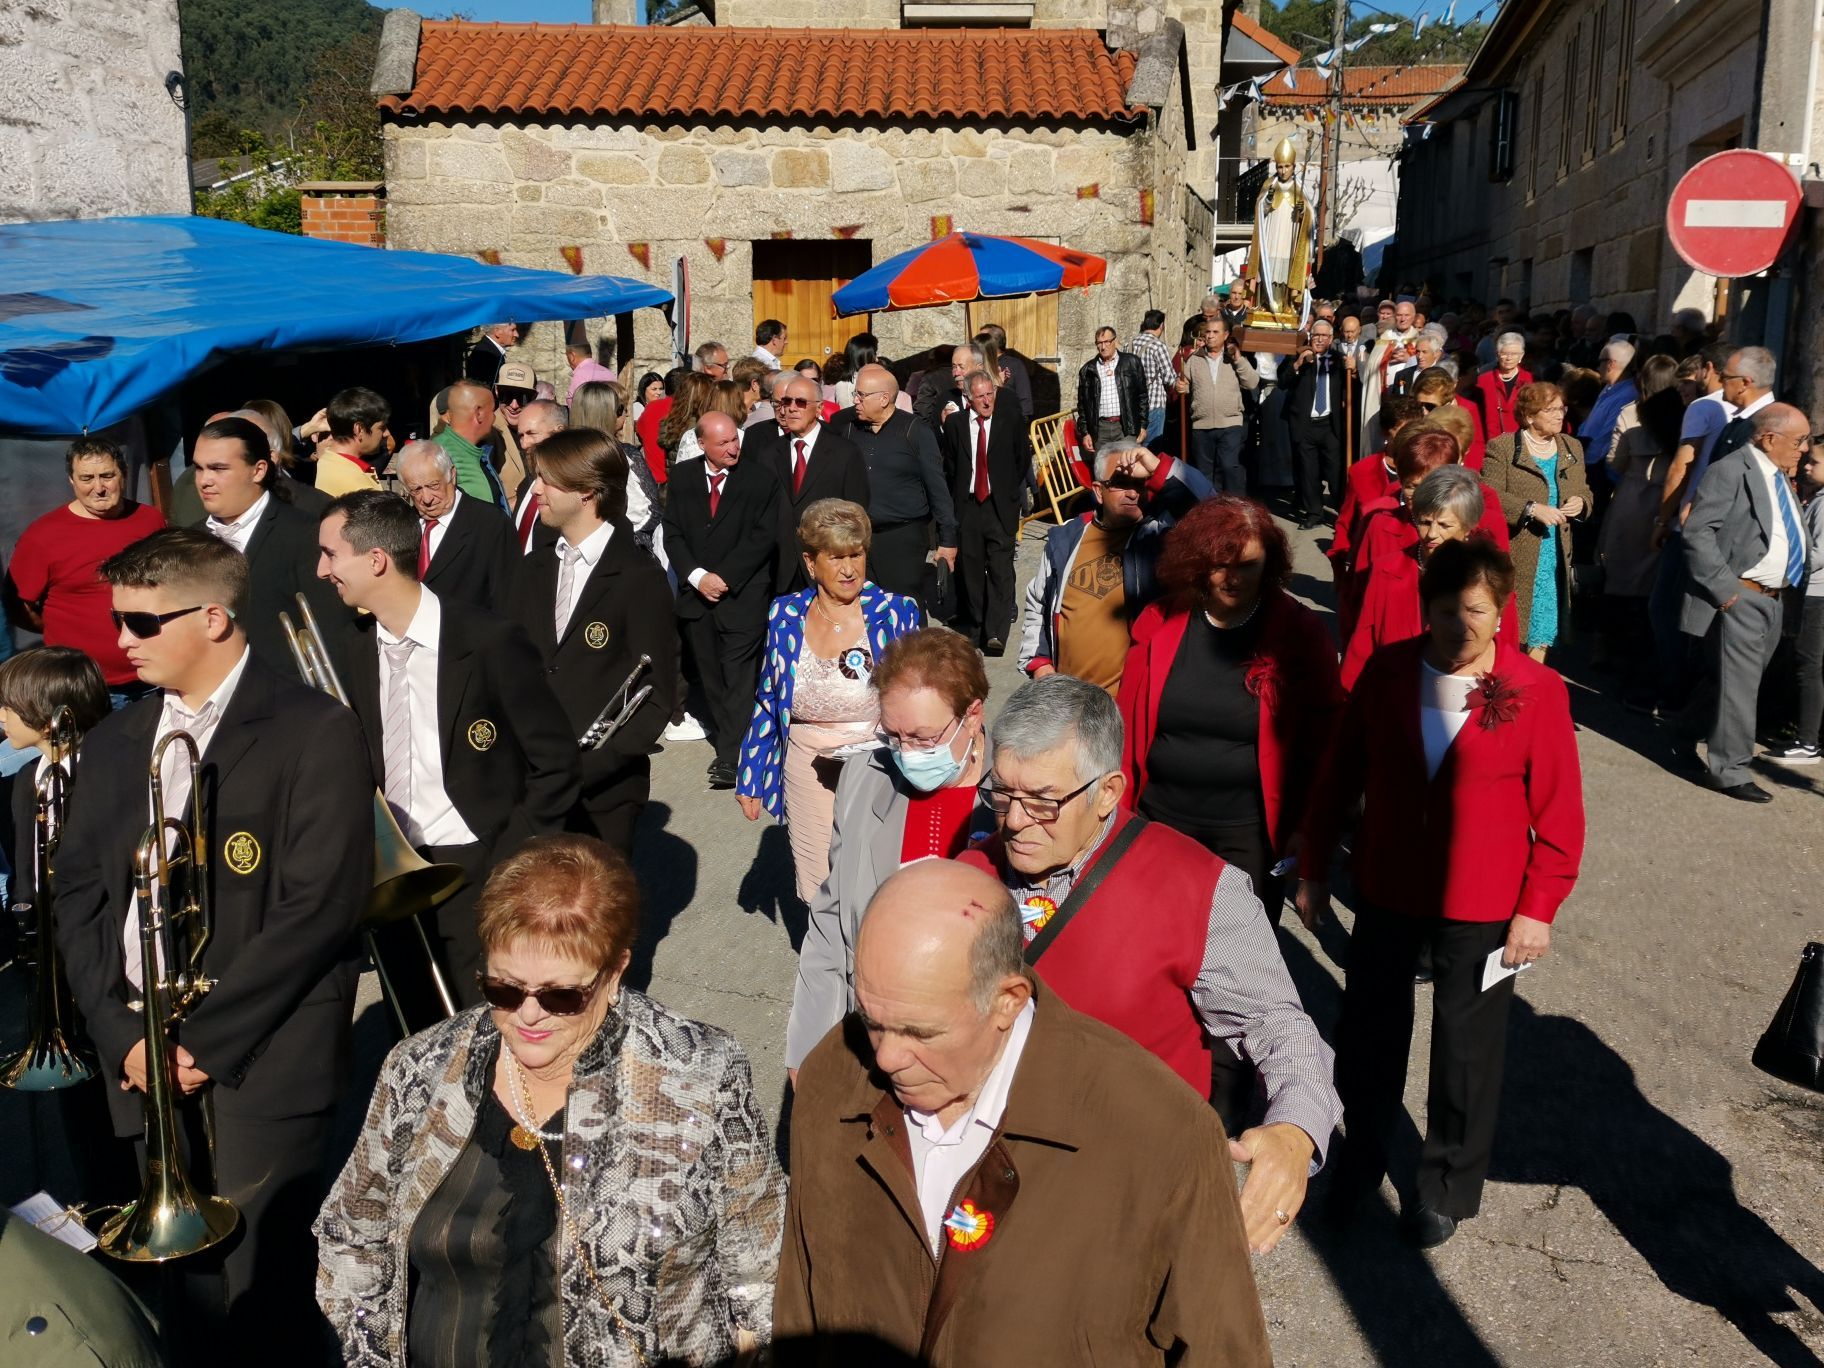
[0,216,673,436]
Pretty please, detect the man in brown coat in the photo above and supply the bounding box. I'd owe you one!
[774,860,1271,1367]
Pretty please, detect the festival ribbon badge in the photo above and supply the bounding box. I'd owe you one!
[943,1200,994,1252]
[627,241,652,270]
[560,245,584,275]
[1019,895,1057,944]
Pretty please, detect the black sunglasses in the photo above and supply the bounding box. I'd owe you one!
[775,396,815,408]
[111,605,205,639]
[478,971,604,1016]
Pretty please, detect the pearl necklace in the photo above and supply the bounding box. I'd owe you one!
[504,1050,563,1151]
[1204,596,1259,631]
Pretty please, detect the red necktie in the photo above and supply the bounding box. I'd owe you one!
[708,470,725,517]
[418,516,438,576]
[973,418,990,503]
[793,439,808,496]
[516,493,540,553]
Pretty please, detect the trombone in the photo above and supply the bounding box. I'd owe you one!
[580,654,653,751]
[97,730,239,1262]
[278,593,467,1031]
[2,706,97,1090]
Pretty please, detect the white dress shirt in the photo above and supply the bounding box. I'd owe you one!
[555,520,614,630]
[1418,661,1476,780]
[905,999,1035,1255]
[1741,447,1797,590]
[378,588,479,848]
[205,491,270,554]
[685,463,731,593]
[967,412,993,496]
[423,489,464,563]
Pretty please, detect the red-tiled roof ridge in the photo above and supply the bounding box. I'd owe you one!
[1229,11,1302,68]
[1261,64,1466,107]
[384,21,1147,125]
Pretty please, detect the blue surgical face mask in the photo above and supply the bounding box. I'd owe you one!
[892,723,968,793]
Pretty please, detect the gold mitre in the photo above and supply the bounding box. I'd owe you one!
[1272,137,1298,168]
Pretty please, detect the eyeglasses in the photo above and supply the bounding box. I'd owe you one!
[980,775,1101,824]
[1721,373,1747,382]
[878,713,962,754]
[775,396,814,408]
[478,970,604,1016]
[111,605,205,639]
[1418,399,1443,411]
[854,388,892,402]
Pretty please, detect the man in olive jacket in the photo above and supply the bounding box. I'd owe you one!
[775,859,1270,1368]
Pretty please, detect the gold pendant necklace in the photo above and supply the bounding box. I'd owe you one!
[504,1051,561,1150]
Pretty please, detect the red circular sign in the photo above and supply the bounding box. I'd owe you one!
[1666,149,1803,278]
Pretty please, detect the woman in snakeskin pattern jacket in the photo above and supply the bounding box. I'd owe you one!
[315,835,785,1367]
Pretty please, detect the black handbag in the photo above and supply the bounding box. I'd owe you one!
[1752,942,1824,1093]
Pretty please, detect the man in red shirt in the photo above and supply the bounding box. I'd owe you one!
[7,437,166,704]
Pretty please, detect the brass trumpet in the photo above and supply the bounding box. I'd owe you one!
[579,653,653,751]
[2,706,97,1091]
[98,730,240,1262]
[278,593,467,1030]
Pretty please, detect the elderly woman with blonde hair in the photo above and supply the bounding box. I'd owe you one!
[316,835,786,1367]
[735,499,922,901]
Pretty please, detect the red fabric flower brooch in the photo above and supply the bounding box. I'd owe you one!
[944,1200,995,1252]
[1466,671,1525,731]
[1244,655,1281,714]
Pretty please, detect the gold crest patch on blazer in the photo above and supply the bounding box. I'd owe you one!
[223,832,262,875]
[467,719,498,752]
[583,621,609,649]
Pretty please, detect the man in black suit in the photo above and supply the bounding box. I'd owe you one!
[188,414,355,682]
[661,411,785,789]
[748,373,871,589]
[507,429,676,855]
[942,370,1029,653]
[53,528,372,1365]
[1283,317,1354,529]
[464,320,519,388]
[317,490,578,1019]
[396,438,519,610]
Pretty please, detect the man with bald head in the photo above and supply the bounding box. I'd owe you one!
[748,373,870,589]
[398,437,517,611]
[434,379,508,507]
[662,411,785,788]
[776,859,1270,1366]
[831,362,957,606]
[1680,403,1813,801]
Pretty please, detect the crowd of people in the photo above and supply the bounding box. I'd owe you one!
[0,280,1814,1366]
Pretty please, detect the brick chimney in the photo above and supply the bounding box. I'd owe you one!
[298,182,386,247]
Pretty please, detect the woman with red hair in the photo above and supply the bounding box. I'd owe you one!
[1118,495,1342,923]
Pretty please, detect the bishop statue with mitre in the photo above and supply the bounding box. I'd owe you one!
[1245,137,1314,326]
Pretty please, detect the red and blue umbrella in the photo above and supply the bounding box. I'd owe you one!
[831,232,1107,317]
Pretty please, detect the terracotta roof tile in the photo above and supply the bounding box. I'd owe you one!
[1229,12,1302,68]
[1261,65,1465,108]
[385,22,1145,125]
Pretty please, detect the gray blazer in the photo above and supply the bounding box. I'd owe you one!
[1680,443,1779,637]
[784,746,995,1069]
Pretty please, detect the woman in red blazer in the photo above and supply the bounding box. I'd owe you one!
[1299,538,1584,1250]
[1342,464,1519,689]
[1118,495,1342,925]
[1414,368,1487,470]
[1473,331,1533,438]
[1330,395,1422,644]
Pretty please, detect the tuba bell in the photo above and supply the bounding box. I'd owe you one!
[97,730,240,1262]
[279,593,467,1029]
[2,706,97,1091]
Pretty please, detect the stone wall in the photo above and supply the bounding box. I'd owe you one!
[1,0,189,223]
[385,115,1197,384]
[718,0,898,26]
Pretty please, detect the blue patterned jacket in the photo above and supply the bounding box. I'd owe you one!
[736,584,923,818]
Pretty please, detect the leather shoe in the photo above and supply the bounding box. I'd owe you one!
[1714,780,1773,804]
[1299,515,1324,531]
[984,637,1006,658]
[1400,1204,1458,1248]
[706,760,737,790]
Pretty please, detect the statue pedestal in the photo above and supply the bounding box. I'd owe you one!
[1235,319,1303,355]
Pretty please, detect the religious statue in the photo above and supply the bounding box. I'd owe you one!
[1244,138,1315,328]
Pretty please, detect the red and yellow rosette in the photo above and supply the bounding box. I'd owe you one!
[944,1200,994,1252]
[1019,895,1057,943]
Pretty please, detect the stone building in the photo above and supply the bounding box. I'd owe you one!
[1393,0,1822,366]
[372,5,1216,389]
[1,0,189,223]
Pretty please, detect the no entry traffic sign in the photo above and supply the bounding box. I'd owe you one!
[1666,149,1803,278]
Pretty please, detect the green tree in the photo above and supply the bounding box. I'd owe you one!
[1258,0,1487,66]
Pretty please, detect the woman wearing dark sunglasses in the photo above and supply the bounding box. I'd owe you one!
[317,834,787,1367]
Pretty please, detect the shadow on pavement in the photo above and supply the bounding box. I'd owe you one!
[1497,1001,1824,1368]
[735,822,807,952]
[627,801,699,992]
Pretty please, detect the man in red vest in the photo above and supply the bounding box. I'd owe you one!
[960,674,1339,1253]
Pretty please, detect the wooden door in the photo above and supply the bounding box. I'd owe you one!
[753,240,872,362]
[968,293,1060,367]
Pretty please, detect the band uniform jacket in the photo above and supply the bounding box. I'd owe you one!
[940,405,1029,530]
[747,422,873,589]
[52,658,374,1135]
[662,458,787,624]
[508,525,678,815]
[775,982,1272,1368]
[188,494,356,685]
[346,599,580,859]
[421,491,519,613]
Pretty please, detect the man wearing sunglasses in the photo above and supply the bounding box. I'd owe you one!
[318,490,579,1022]
[749,374,871,591]
[960,675,1339,1256]
[52,526,373,1361]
